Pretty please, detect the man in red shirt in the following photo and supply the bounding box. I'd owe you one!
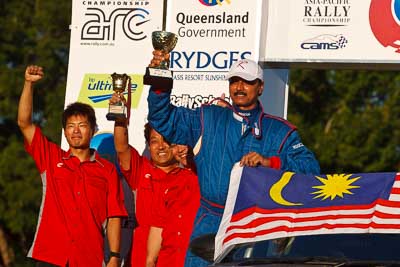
[146,143,200,267]
[112,94,200,267]
[18,65,127,267]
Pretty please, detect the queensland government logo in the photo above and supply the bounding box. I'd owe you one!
[77,74,144,109]
[301,34,348,50]
[81,8,150,42]
[369,0,400,52]
[199,0,231,6]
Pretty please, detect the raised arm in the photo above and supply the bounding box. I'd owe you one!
[147,89,202,148]
[17,65,44,145]
[147,50,202,147]
[111,93,131,171]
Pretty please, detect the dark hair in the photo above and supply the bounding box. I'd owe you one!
[144,123,173,146]
[228,77,263,85]
[144,123,173,147]
[144,123,152,143]
[62,102,97,132]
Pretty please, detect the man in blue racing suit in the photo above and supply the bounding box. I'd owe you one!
[147,56,320,267]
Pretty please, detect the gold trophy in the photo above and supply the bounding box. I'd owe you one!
[106,73,131,121]
[143,31,178,90]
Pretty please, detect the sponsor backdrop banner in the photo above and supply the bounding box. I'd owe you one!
[63,0,163,152]
[262,0,400,64]
[166,0,263,108]
[64,0,288,155]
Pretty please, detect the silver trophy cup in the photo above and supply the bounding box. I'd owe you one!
[143,31,178,90]
[106,73,130,121]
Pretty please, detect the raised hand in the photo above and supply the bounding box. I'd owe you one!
[215,93,229,108]
[109,92,126,105]
[149,50,170,68]
[25,65,44,83]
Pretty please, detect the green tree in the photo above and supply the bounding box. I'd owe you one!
[1,0,400,265]
[0,0,71,265]
[289,69,400,174]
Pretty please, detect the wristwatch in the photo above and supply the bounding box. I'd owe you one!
[109,251,121,259]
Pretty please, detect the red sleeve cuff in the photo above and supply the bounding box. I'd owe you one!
[150,221,165,229]
[269,156,281,169]
[150,86,172,94]
[153,89,163,94]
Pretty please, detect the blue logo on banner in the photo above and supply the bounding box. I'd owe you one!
[301,34,348,50]
[199,0,231,6]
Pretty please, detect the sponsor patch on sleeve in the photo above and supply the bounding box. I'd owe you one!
[292,143,304,149]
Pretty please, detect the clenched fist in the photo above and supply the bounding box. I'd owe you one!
[25,65,44,83]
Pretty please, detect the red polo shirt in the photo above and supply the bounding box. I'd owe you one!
[120,147,162,267]
[121,147,199,267]
[150,167,200,267]
[25,127,127,266]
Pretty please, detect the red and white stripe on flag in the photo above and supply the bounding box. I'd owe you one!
[214,165,400,261]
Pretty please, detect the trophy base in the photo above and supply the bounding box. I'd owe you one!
[143,67,173,90]
[106,104,126,121]
[106,113,127,121]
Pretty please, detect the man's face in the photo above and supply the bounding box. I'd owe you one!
[229,77,264,110]
[64,114,93,149]
[149,129,176,167]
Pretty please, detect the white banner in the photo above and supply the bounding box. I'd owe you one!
[63,0,163,153]
[64,0,289,156]
[166,0,263,108]
[262,0,400,65]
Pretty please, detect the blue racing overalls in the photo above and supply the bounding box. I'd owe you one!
[147,89,320,266]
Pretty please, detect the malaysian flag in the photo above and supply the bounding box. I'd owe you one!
[214,163,400,260]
